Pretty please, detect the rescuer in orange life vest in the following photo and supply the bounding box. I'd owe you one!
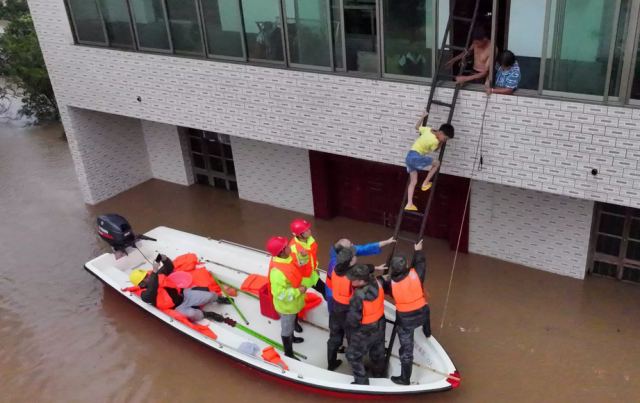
[127,254,233,322]
[381,239,430,385]
[345,264,387,385]
[266,236,307,360]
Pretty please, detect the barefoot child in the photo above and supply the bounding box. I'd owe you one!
[404,111,455,211]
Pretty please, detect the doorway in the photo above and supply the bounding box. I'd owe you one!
[588,203,640,283]
[309,151,470,251]
[185,128,238,192]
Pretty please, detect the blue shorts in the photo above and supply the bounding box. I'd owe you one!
[405,150,433,173]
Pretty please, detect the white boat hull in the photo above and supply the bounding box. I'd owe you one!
[84,226,459,395]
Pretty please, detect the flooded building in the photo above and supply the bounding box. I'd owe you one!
[28,0,640,282]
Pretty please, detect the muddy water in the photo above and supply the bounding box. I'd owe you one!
[1,123,639,403]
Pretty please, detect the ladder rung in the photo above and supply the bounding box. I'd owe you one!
[397,235,417,243]
[444,44,467,52]
[452,16,473,23]
[431,99,453,108]
[403,210,424,218]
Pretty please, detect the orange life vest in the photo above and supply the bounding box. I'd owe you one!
[391,268,427,312]
[269,257,302,288]
[289,236,318,278]
[133,273,180,310]
[330,272,353,305]
[361,283,385,325]
[190,267,222,293]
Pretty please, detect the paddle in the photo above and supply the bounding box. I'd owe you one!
[209,271,250,325]
[206,312,307,360]
[214,276,259,300]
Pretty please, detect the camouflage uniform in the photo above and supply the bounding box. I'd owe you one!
[345,274,386,384]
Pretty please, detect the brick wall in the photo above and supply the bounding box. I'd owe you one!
[28,0,640,211]
[231,137,314,215]
[142,121,194,186]
[64,107,151,204]
[469,180,594,279]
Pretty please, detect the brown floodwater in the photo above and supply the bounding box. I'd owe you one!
[1,123,639,402]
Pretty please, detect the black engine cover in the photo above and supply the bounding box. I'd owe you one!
[97,214,135,251]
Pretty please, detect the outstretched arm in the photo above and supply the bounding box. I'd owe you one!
[415,111,429,132]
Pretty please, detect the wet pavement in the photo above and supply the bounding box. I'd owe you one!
[1,122,639,402]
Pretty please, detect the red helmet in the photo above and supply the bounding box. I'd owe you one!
[266,236,289,256]
[290,218,312,236]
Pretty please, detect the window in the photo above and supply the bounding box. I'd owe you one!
[507,0,546,90]
[240,0,285,62]
[383,0,434,79]
[187,129,238,192]
[98,0,135,48]
[284,0,332,68]
[200,0,246,59]
[165,0,205,55]
[68,0,107,45]
[542,0,628,98]
[343,0,378,73]
[129,0,172,51]
[589,203,640,284]
[330,0,345,70]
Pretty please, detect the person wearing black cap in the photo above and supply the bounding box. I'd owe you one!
[326,247,356,371]
[345,263,387,385]
[381,239,430,385]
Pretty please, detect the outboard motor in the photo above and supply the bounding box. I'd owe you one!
[97,214,156,258]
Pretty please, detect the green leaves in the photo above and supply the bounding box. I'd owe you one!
[0,3,59,123]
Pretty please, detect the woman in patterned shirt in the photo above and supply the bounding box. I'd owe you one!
[487,50,521,95]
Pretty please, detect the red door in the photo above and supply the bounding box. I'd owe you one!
[309,151,469,252]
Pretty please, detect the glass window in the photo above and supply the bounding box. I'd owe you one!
[240,0,285,61]
[330,0,345,69]
[165,0,205,55]
[383,0,434,79]
[608,0,631,97]
[505,0,545,90]
[129,0,172,51]
[343,0,378,73]
[543,0,621,96]
[200,0,245,58]
[68,0,107,44]
[632,32,640,100]
[98,0,135,48]
[284,0,332,68]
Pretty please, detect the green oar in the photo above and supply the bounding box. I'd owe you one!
[210,272,250,326]
[207,312,307,360]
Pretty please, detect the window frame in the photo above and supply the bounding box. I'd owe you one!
[281,0,335,71]
[240,0,288,65]
[380,0,437,83]
[127,0,174,54]
[66,0,110,47]
[198,0,248,61]
[623,0,640,104]
[165,0,207,57]
[97,0,137,49]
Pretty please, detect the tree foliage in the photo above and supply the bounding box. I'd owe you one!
[0,1,59,123]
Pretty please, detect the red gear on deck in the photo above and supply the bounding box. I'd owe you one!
[290,219,311,236]
[266,236,289,256]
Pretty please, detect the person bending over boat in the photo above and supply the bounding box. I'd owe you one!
[127,254,232,322]
[326,236,396,312]
[267,236,307,360]
[345,264,386,385]
[381,240,430,385]
[327,248,388,371]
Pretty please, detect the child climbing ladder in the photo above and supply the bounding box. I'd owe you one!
[404,111,455,211]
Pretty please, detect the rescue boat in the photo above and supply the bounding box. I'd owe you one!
[85,226,460,395]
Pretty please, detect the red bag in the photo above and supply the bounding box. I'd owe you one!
[259,283,280,320]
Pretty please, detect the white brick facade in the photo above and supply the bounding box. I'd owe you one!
[231,137,314,215]
[29,0,640,210]
[469,180,594,279]
[28,0,640,277]
[142,121,194,186]
[65,107,151,204]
